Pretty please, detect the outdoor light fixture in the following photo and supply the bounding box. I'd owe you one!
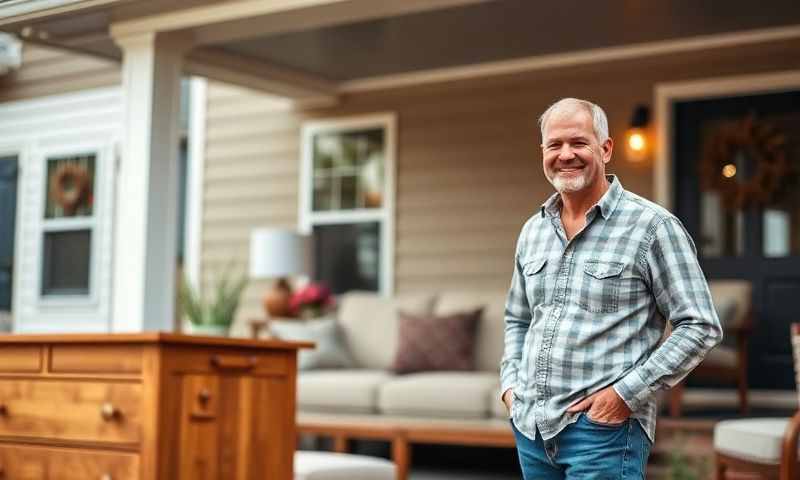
[625,105,650,162]
[722,163,737,178]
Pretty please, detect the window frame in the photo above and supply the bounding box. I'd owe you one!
[0,142,24,319]
[299,113,396,295]
[35,143,109,307]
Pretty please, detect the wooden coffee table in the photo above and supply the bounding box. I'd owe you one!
[297,413,515,480]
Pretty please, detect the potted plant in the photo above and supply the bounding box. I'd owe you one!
[179,267,248,336]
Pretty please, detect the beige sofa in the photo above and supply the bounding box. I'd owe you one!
[291,290,514,480]
[296,290,510,421]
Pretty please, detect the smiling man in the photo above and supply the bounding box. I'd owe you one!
[500,98,722,479]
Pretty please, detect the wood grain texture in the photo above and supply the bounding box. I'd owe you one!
[0,444,139,480]
[0,335,302,479]
[0,379,143,445]
[0,346,42,373]
[50,345,143,374]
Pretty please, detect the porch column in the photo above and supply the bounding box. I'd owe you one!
[111,32,190,332]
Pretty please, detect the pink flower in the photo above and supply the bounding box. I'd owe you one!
[288,283,333,317]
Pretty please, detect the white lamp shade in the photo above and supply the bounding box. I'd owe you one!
[249,229,311,279]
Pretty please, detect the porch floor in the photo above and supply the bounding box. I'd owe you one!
[312,388,797,480]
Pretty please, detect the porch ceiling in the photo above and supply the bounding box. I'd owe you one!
[222,0,800,82]
[2,0,800,100]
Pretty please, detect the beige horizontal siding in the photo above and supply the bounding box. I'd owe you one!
[200,83,301,306]
[199,38,800,328]
[0,44,119,103]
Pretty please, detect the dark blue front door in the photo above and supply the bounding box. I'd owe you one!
[674,91,800,389]
[0,157,18,311]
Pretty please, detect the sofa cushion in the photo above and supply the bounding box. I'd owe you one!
[434,291,508,372]
[295,451,395,480]
[269,317,354,370]
[714,418,793,464]
[299,370,391,414]
[378,372,499,419]
[338,292,435,370]
[392,308,482,374]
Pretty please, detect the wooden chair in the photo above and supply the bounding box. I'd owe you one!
[713,323,800,480]
[669,280,753,417]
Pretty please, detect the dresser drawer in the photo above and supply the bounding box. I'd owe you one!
[0,444,138,479]
[0,380,142,445]
[170,348,291,377]
[50,345,143,375]
[0,347,42,374]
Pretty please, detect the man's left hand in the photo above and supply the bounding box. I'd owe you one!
[566,386,631,424]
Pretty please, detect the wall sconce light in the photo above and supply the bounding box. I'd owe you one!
[625,105,650,163]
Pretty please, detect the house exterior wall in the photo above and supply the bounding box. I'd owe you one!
[0,86,121,332]
[0,43,119,103]
[0,43,121,332]
[199,38,800,328]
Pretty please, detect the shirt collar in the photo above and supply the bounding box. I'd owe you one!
[540,175,624,220]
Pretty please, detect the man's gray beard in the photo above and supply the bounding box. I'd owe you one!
[547,171,589,193]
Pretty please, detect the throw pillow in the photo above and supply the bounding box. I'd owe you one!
[269,317,355,370]
[392,307,483,374]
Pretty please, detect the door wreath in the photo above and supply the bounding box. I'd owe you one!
[700,115,791,210]
[49,163,91,215]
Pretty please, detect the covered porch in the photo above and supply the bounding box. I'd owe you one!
[2,1,800,478]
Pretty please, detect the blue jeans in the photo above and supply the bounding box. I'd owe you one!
[511,414,651,479]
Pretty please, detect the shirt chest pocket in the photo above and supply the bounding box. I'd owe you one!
[522,257,548,306]
[579,260,625,313]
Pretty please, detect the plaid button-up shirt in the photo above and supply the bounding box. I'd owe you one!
[501,175,722,443]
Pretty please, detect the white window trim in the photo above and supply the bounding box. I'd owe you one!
[299,112,397,295]
[0,142,25,321]
[35,143,111,308]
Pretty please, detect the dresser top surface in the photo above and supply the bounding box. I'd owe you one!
[0,332,314,350]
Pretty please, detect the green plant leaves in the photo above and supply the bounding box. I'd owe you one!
[179,264,248,326]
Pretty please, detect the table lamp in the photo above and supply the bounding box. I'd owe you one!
[249,228,311,318]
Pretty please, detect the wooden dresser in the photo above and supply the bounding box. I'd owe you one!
[0,333,311,480]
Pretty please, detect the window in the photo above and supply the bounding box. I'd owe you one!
[40,153,98,298]
[300,114,395,295]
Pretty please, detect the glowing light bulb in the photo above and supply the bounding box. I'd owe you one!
[722,164,737,178]
[628,133,646,152]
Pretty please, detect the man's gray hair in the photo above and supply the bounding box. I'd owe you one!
[538,98,609,143]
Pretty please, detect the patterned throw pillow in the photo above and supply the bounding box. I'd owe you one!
[392,308,483,374]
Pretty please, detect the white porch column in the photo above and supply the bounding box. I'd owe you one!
[111,32,190,332]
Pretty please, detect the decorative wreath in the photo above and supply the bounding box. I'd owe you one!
[49,163,90,215]
[699,115,791,210]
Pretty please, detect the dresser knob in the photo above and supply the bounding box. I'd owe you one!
[0,404,7,416]
[198,388,211,406]
[100,402,119,421]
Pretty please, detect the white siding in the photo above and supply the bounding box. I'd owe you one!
[0,86,121,332]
